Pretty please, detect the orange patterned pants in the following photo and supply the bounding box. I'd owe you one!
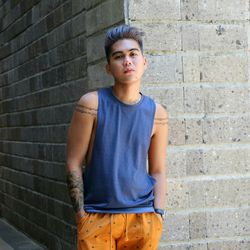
[77,212,163,250]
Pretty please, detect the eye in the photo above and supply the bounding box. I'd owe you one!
[114,54,123,59]
[130,51,138,57]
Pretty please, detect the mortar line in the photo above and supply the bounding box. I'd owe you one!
[0,100,78,117]
[159,235,250,246]
[0,151,65,165]
[166,205,250,215]
[0,55,87,92]
[168,173,250,181]
[1,165,67,186]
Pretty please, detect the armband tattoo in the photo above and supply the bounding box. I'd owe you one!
[75,104,97,116]
[154,117,168,125]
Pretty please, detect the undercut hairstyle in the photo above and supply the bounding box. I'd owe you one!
[104,24,144,63]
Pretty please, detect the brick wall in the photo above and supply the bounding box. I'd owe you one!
[127,0,250,249]
[86,0,124,87]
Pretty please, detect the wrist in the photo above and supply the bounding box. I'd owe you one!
[75,209,86,223]
[76,209,85,218]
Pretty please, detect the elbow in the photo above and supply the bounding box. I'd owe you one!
[150,169,166,178]
[66,158,82,172]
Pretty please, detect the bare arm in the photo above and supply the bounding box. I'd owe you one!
[148,104,168,212]
[66,92,97,222]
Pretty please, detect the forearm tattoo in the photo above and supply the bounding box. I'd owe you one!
[154,117,168,125]
[75,104,97,116]
[66,170,84,213]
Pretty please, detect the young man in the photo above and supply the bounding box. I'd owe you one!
[66,25,168,250]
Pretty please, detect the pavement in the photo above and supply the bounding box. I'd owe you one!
[0,218,46,250]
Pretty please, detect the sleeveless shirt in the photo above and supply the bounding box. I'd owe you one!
[83,86,156,213]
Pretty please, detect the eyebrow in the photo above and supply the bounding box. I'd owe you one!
[111,48,140,57]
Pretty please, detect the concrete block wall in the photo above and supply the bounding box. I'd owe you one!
[127,0,250,249]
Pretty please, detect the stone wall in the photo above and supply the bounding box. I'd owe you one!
[127,0,250,249]
[1,0,250,249]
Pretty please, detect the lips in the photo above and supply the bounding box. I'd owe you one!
[124,69,134,73]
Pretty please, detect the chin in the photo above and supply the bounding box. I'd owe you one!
[114,76,140,85]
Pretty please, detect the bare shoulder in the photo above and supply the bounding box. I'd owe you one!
[75,91,98,116]
[78,91,98,108]
[154,103,168,124]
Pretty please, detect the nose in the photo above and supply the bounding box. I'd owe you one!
[123,56,132,66]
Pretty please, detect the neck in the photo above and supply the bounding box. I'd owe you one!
[112,84,141,104]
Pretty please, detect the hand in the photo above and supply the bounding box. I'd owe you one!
[75,209,86,224]
[155,213,164,223]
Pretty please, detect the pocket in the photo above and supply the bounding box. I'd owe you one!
[77,213,89,231]
[153,212,163,226]
[140,213,163,239]
[151,213,163,242]
[79,213,88,223]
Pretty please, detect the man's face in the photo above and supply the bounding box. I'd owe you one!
[106,39,147,85]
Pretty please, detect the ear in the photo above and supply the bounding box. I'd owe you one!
[105,63,111,75]
[143,56,148,70]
